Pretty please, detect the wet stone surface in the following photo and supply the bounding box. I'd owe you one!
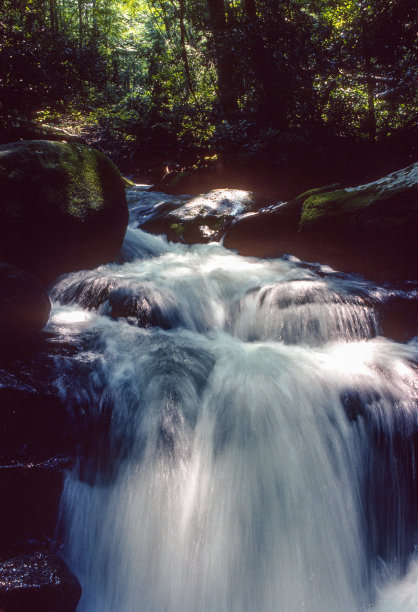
[0,550,81,612]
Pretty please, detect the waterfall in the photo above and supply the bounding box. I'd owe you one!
[49,195,418,612]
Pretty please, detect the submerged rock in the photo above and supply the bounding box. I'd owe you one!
[0,140,128,282]
[0,550,81,612]
[140,188,262,243]
[0,263,51,342]
[224,164,418,280]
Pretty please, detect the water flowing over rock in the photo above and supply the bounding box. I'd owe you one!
[46,206,418,612]
[224,164,418,279]
[0,140,128,282]
[137,188,262,243]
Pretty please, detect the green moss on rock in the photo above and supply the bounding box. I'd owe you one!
[298,163,418,278]
[122,176,136,188]
[301,164,418,229]
[0,140,128,282]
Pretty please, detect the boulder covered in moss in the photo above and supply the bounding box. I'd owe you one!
[140,188,264,243]
[0,141,128,282]
[223,185,339,258]
[298,163,418,277]
[224,164,418,279]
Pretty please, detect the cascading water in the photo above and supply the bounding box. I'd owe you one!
[49,188,418,612]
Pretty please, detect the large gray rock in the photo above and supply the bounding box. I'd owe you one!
[0,140,128,282]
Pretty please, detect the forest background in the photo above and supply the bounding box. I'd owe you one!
[0,0,416,194]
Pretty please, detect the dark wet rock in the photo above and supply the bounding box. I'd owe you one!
[0,263,51,342]
[0,462,68,558]
[50,272,181,329]
[0,550,81,612]
[140,188,264,243]
[0,380,74,557]
[0,386,74,465]
[0,140,128,282]
[376,287,418,342]
[223,184,340,258]
[340,389,374,422]
[0,345,76,558]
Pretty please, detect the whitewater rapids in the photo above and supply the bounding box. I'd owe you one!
[48,192,418,612]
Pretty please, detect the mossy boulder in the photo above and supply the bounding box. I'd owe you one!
[140,188,263,243]
[225,164,418,279]
[0,141,128,282]
[223,184,339,257]
[298,163,418,278]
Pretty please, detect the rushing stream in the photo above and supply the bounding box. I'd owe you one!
[49,188,418,611]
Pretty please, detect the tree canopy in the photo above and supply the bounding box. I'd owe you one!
[0,0,416,172]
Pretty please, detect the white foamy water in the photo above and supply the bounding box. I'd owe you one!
[49,202,418,612]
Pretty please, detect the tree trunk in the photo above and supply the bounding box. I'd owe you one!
[206,0,239,119]
[243,0,289,129]
[178,0,195,98]
[49,0,58,31]
[78,0,83,48]
[91,0,98,47]
[364,51,376,141]
[244,0,256,20]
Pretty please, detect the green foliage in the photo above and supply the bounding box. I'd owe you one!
[0,0,416,167]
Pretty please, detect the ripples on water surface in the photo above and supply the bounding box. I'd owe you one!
[49,190,418,612]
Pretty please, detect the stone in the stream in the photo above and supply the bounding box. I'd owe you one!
[223,185,337,258]
[0,349,75,557]
[298,163,418,278]
[0,550,81,612]
[0,384,74,557]
[0,263,51,342]
[376,288,418,342]
[0,385,74,465]
[224,164,418,279]
[140,188,263,243]
[0,140,128,282]
[0,461,68,558]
